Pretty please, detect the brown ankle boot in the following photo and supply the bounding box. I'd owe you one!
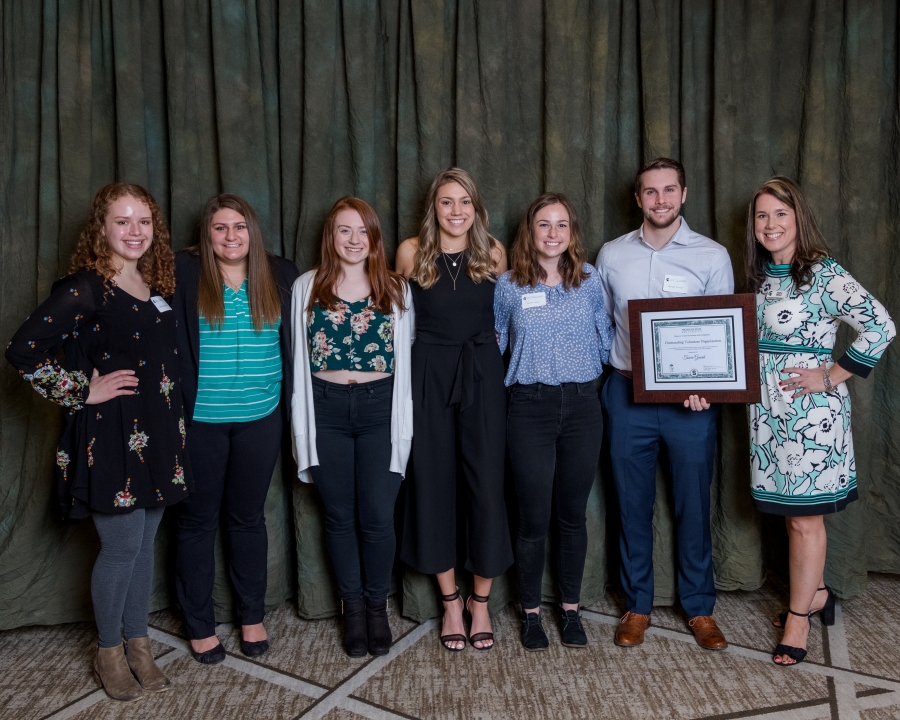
[94,643,143,702]
[126,636,172,692]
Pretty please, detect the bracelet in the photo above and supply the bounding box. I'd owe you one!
[823,365,834,393]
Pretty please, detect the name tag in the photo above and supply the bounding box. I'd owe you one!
[150,296,172,312]
[522,292,547,310]
[766,290,787,301]
[663,274,688,293]
[521,292,547,309]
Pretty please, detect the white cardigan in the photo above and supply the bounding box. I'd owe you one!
[290,270,414,482]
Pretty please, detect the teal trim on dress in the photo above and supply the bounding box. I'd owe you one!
[845,345,877,368]
[751,476,857,505]
[757,339,831,356]
[765,263,793,277]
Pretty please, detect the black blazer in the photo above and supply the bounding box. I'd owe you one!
[173,250,301,425]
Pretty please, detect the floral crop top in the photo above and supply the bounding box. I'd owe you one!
[307,298,394,373]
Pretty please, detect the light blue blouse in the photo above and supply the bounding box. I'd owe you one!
[494,264,613,387]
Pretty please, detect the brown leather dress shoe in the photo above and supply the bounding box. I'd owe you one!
[688,615,728,650]
[614,611,651,646]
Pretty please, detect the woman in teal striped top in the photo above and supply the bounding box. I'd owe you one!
[173,194,299,665]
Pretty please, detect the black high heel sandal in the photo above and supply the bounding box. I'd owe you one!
[439,588,467,652]
[774,586,835,628]
[465,592,494,651]
[773,609,810,666]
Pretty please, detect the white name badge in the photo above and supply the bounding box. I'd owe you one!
[521,292,547,309]
[150,296,173,312]
[663,274,688,293]
[766,290,788,301]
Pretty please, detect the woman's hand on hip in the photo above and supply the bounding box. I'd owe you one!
[84,368,138,405]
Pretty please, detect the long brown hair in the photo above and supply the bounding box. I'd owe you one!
[70,183,175,296]
[744,176,829,293]
[412,167,497,288]
[196,194,281,331]
[509,192,589,290]
[308,196,407,315]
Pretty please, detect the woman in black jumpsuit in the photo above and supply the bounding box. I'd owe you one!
[396,167,513,651]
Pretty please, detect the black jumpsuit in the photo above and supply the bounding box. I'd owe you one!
[400,256,513,577]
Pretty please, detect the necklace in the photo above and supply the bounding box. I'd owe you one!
[441,252,463,291]
[442,250,464,267]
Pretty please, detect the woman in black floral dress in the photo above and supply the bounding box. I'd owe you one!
[5,183,190,702]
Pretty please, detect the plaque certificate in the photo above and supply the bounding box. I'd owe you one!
[627,294,761,404]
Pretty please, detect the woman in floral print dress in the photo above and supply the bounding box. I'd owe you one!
[746,176,895,666]
[5,183,190,701]
[292,197,413,658]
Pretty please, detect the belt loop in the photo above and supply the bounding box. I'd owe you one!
[322,381,329,400]
[535,383,542,400]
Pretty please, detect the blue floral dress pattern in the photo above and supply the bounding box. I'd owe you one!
[749,260,895,515]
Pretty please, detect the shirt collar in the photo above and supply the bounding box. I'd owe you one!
[636,217,693,248]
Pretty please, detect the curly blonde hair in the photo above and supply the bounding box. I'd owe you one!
[70,183,175,296]
[412,168,497,289]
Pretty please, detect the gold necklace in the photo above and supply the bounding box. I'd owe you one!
[441,252,463,290]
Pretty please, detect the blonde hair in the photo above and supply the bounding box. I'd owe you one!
[412,168,496,288]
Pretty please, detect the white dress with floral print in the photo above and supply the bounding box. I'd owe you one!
[750,260,895,515]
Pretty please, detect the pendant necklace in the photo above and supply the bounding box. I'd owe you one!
[441,252,463,291]
[442,249,464,267]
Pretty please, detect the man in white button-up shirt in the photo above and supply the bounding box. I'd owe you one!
[596,158,734,651]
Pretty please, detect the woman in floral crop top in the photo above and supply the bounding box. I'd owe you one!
[5,183,190,701]
[291,197,414,658]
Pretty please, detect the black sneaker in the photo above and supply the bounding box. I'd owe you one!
[558,606,587,647]
[521,610,549,651]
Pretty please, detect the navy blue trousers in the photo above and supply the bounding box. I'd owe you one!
[601,370,718,617]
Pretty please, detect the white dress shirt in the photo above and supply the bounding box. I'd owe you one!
[595,218,734,371]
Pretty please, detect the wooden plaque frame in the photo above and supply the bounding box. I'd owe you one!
[627,293,761,404]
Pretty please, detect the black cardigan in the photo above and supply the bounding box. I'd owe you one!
[173,250,301,425]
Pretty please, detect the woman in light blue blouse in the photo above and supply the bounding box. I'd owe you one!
[494,192,613,651]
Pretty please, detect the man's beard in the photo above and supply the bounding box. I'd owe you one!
[643,203,681,230]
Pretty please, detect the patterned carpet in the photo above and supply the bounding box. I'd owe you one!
[2,575,900,720]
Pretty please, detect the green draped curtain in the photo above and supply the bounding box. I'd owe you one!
[1,0,898,628]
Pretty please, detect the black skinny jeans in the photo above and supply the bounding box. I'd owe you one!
[310,376,401,603]
[507,381,603,609]
[176,407,281,639]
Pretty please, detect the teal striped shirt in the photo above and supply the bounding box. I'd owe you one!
[194,281,282,423]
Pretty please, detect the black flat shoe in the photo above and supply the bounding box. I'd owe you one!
[773,609,809,666]
[558,606,588,648]
[521,610,549,651]
[240,639,270,658]
[189,642,226,665]
[774,586,835,628]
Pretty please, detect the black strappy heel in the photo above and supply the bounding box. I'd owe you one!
[465,593,494,651]
[439,588,467,652]
[774,586,835,628]
[773,609,810,666]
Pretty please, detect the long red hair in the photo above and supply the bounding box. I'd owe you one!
[308,197,406,315]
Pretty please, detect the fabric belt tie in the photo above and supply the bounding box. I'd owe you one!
[416,329,495,411]
[757,339,830,356]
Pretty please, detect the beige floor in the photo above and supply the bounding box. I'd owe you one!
[3,575,900,720]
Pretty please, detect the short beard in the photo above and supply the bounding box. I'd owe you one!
[643,204,681,230]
